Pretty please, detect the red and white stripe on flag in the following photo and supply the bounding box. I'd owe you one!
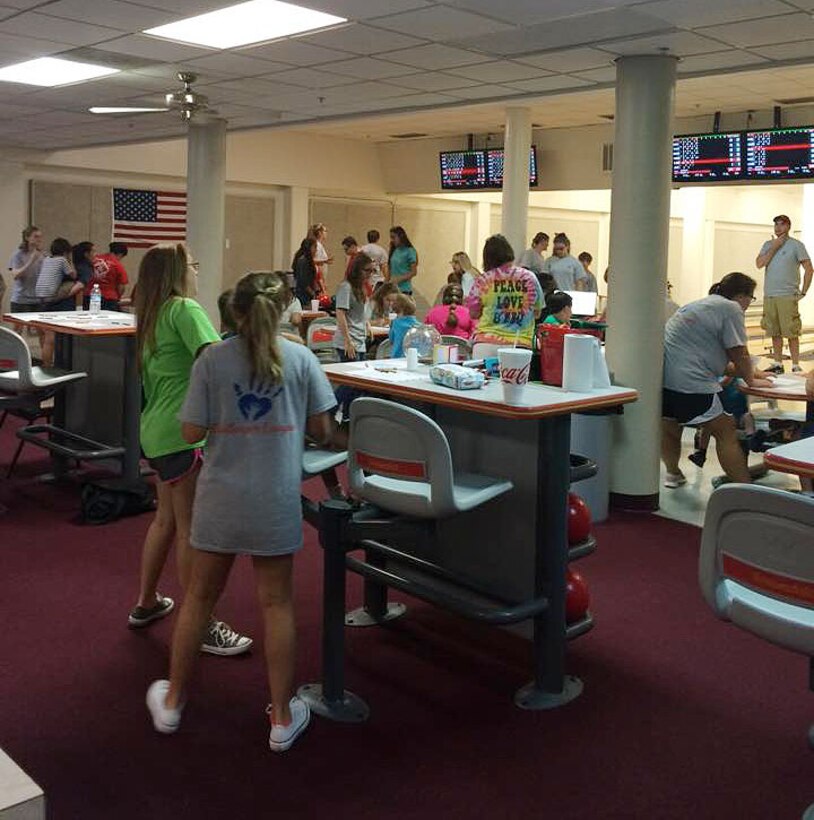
[112,188,187,249]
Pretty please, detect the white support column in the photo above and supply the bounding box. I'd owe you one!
[605,55,678,509]
[800,184,814,328]
[284,186,310,270]
[186,118,226,322]
[471,200,492,268]
[501,107,531,260]
[0,160,26,313]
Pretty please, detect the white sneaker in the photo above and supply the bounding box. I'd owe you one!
[792,365,803,373]
[201,619,253,656]
[146,680,183,734]
[267,697,310,752]
[664,472,686,489]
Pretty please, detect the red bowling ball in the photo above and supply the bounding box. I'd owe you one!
[565,568,591,624]
[567,492,592,544]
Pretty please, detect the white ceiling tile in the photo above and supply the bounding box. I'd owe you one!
[304,0,432,18]
[677,50,770,74]
[597,31,730,57]
[204,76,302,98]
[572,66,617,83]
[516,47,613,73]
[446,60,550,82]
[2,0,54,7]
[447,0,642,26]
[295,79,414,104]
[0,6,17,20]
[0,31,70,61]
[298,23,426,55]
[315,56,418,79]
[123,0,232,13]
[0,12,125,46]
[259,66,358,87]
[370,6,514,41]
[444,83,523,100]
[384,43,491,70]
[42,0,179,29]
[185,52,290,77]
[638,0,793,28]
[91,34,214,61]
[698,13,814,48]
[17,109,101,127]
[384,71,481,91]
[751,40,814,60]
[506,75,596,93]
[240,38,353,65]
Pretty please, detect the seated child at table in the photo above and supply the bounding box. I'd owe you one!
[541,291,573,326]
[689,363,756,468]
[365,281,398,326]
[389,293,420,358]
[424,283,473,339]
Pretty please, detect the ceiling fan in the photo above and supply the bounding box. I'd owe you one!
[90,71,216,121]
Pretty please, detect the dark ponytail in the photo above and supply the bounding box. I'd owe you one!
[441,283,462,329]
[710,272,756,300]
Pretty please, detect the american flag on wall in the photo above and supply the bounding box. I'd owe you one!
[112,188,186,249]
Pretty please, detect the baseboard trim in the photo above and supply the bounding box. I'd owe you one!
[609,492,659,513]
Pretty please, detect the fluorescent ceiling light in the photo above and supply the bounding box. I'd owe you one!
[0,57,118,87]
[89,107,168,114]
[143,0,346,49]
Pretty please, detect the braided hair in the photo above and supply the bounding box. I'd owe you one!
[441,283,463,329]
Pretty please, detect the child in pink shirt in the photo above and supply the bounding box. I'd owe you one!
[424,283,473,339]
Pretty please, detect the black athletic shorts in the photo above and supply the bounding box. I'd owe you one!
[147,448,202,484]
[662,388,719,425]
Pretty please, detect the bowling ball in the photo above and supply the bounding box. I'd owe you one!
[565,568,590,624]
[567,492,592,544]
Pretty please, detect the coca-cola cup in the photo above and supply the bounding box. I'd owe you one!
[497,347,532,404]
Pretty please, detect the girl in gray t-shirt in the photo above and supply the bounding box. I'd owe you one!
[146,271,339,754]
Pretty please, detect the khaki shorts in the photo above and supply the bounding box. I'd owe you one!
[761,295,801,338]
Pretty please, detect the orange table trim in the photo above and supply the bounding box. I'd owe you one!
[764,452,814,479]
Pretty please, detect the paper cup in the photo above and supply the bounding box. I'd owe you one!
[406,348,419,371]
[311,299,320,312]
[497,347,532,404]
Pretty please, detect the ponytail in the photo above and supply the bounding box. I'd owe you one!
[710,272,756,301]
[441,283,463,329]
[232,271,285,384]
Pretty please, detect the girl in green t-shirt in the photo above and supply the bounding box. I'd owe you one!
[129,243,251,658]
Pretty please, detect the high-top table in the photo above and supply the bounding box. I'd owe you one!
[2,311,141,483]
[764,438,814,479]
[320,358,637,708]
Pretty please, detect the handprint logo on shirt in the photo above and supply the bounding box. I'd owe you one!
[233,380,283,421]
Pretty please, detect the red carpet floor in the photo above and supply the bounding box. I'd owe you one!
[1,416,812,819]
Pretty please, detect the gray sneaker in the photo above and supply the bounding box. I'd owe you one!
[201,619,253,656]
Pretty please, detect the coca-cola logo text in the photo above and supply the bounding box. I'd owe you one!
[500,363,530,385]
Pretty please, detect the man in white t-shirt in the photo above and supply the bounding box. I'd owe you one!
[359,230,389,286]
[756,214,813,374]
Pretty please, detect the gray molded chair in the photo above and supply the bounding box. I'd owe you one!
[302,447,347,478]
[307,317,339,364]
[700,484,814,819]
[0,326,87,393]
[348,397,513,519]
[375,338,393,359]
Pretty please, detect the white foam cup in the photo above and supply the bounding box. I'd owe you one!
[497,347,532,404]
[311,299,320,312]
[406,348,419,371]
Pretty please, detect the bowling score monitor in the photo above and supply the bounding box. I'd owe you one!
[439,146,538,189]
[745,126,814,180]
[672,131,742,182]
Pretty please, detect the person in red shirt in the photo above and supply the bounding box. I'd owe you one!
[86,241,129,310]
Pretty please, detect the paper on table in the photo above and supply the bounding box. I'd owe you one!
[769,376,803,389]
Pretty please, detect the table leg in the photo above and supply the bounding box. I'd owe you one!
[121,336,142,484]
[50,333,73,478]
[515,413,584,709]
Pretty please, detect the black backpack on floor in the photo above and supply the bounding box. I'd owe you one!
[81,480,155,525]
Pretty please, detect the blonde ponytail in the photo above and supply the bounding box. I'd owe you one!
[232,271,285,383]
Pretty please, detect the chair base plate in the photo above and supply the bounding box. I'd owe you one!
[513,675,584,711]
[297,683,370,723]
[344,602,407,627]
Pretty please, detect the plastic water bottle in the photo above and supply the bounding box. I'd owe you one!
[89,283,102,315]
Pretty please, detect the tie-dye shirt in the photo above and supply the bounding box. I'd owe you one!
[466,263,544,348]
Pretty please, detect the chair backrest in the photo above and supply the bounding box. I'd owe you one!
[279,321,298,336]
[699,484,814,656]
[0,326,34,387]
[348,397,456,518]
[307,316,339,363]
[375,338,393,359]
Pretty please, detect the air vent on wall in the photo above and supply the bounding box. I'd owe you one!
[775,96,814,106]
[390,132,428,139]
[601,142,613,173]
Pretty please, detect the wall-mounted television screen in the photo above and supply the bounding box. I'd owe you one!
[440,146,537,189]
[672,132,742,182]
[745,126,814,180]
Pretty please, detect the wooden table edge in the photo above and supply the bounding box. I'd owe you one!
[2,314,136,337]
[764,452,814,478]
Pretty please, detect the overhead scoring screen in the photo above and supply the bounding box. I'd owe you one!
[745,127,814,180]
[440,147,537,189]
[672,132,742,182]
